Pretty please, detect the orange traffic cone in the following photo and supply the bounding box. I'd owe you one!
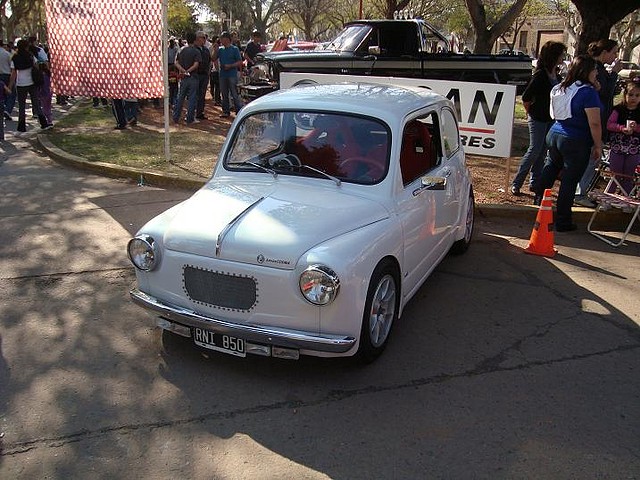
[524,188,557,257]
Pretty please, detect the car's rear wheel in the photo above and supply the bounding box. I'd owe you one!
[450,188,474,255]
[357,260,399,363]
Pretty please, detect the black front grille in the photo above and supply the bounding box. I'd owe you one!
[183,266,257,311]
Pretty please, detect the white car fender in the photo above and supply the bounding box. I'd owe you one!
[296,215,403,339]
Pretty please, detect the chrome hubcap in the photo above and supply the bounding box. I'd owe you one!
[368,274,396,347]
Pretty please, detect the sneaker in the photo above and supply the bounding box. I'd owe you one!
[128,119,137,126]
[113,125,127,130]
[42,124,54,130]
[186,118,200,124]
[195,114,207,120]
[574,197,596,208]
[509,185,521,196]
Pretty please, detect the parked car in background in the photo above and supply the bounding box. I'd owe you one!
[128,83,474,362]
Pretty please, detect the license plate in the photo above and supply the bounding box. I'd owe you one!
[192,328,246,357]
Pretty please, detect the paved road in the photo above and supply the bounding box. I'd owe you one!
[0,136,639,479]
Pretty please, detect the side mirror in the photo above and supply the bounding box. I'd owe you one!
[368,46,381,55]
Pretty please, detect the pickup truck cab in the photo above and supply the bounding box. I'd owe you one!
[241,19,533,101]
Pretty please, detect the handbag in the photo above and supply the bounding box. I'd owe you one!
[31,64,44,87]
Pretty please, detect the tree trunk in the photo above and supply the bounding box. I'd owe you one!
[571,0,640,55]
[466,0,528,54]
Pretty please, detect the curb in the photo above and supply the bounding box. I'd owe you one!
[38,133,633,229]
[476,201,631,229]
[38,134,206,191]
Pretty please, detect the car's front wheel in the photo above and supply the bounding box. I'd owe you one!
[357,260,399,363]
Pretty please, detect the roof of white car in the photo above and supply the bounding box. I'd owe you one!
[242,82,447,122]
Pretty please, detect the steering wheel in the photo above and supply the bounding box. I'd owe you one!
[284,153,302,166]
[338,157,385,180]
[271,153,302,168]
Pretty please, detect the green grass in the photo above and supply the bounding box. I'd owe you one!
[514,96,526,120]
[45,100,223,177]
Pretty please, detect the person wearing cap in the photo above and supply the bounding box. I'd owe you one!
[217,31,243,118]
[244,30,262,68]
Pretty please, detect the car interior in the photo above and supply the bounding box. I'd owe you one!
[399,116,439,185]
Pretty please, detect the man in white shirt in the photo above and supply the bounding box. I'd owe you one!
[0,39,15,120]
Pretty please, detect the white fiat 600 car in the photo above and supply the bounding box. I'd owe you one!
[128,83,474,362]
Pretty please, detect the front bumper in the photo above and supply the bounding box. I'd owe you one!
[130,289,356,354]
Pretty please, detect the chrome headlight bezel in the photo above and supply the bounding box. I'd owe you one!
[127,234,159,271]
[299,265,340,306]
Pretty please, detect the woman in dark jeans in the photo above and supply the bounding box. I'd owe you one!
[8,39,47,133]
[535,55,603,232]
[510,41,566,196]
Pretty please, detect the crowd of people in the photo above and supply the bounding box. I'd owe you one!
[0,36,54,139]
[511,38,639,232]
[170,29,262,124]
[0,28,265,136]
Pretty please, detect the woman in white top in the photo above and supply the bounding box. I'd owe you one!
[8,39,48,133]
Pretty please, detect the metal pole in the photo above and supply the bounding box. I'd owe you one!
[162,0,170,163]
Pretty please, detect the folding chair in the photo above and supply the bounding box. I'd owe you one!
[587,171,640,247]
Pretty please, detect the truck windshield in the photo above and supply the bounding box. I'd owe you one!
[327,24,371,52]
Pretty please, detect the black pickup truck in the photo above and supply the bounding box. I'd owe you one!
[240,19,533,101]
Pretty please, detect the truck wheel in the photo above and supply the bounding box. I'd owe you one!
[450,188,474,255]
[357,260,399,363]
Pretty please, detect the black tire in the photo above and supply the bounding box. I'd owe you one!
[357,260,399,363]
[450,188,474,255]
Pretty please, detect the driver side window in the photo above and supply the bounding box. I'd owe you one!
[399,114,439,186]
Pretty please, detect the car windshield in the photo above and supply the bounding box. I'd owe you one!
[225,111,390,185]
[326,24,371,52]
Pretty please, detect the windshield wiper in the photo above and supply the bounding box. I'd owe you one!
[234,161,277,178]
[274,163,341,186]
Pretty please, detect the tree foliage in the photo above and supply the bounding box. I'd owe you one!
[1,0,47,41]
[285,0,336,41]
[168,0,198,37]
[237,0,284,40]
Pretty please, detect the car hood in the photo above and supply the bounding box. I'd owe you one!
[162,179,388,270]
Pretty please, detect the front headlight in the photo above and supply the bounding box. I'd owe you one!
[127,234,159,271]
[299,265,340,305]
